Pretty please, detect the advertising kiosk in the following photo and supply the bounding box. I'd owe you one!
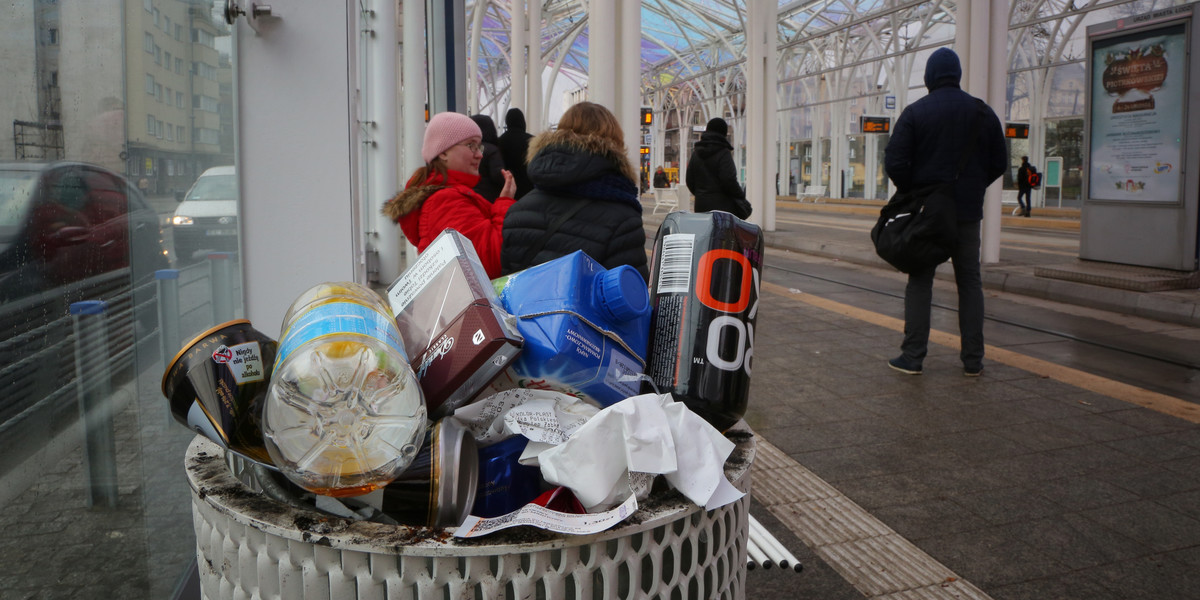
[1082,3,1200,272]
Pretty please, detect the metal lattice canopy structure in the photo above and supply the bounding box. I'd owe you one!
[466,0,1192,200]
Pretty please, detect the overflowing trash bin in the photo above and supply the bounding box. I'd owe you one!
[187,427,753,598]
[165,216,765,599]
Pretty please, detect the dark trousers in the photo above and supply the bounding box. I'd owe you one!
[1016,188,1031,215]
[900,220,984,370]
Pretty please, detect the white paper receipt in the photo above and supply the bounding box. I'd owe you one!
[453,494,638,538]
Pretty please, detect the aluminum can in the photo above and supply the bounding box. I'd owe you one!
[643,211,764,431]
[161,319,277,465]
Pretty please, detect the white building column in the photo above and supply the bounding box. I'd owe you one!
[745,0,777,230]
[865,133,878,200]
[619,0,640,170]
[510,0,527,114]
[778,112,791,197]
[367,0,402,282]
[400,0,425,266]
[677,107,690,181]
[587,2,616,108]
[959,0,1009,264]
[829,99,847,198]
[588,0,640,171]
[526,0,543,133]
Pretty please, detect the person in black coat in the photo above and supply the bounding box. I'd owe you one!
[498,108,535,199]
[470,114,507,202]
[1016,156,1033,217]
[501,101,649,280]
[653,166,670,188]
[883,47,1007,377]
[686,118,750,219]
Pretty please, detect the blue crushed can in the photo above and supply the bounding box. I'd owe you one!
[471,435,545,518]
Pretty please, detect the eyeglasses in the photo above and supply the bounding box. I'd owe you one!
[457,142,484,153]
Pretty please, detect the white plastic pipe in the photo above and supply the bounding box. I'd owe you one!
[746,537,771,570]
[749,514,803,572]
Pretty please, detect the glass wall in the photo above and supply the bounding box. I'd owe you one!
[1044,117,1085,208]
[846,135,865,198]
[0,1,237,597]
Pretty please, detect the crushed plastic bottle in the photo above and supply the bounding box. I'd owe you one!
[262,282,427,497]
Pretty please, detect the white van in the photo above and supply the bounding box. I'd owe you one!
[172,166,238,263]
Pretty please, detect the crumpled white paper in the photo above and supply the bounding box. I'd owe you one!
[537,393,744,512]
[449,388,598,455]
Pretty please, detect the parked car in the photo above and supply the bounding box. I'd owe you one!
[0,161,167,302]
[0,161,168,450]
[172,166,238,263]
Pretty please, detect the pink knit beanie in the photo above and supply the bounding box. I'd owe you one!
[422,112,482,164]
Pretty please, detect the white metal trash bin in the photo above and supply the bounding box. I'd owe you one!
[186,426,755,599]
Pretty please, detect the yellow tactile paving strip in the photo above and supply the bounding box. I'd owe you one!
[753,439,992,599]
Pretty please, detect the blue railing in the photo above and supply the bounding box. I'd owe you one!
[0,253,241,509]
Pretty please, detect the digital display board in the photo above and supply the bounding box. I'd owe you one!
[860,116,890,133]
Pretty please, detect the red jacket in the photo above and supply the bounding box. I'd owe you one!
[383,169,514,278]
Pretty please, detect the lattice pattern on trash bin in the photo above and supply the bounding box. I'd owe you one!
[188,436,752,599]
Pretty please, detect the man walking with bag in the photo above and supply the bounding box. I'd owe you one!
[883,48,1006,376]
[1016,156,1034,217]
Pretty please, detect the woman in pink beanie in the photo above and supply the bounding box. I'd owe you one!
[383,111,515,277]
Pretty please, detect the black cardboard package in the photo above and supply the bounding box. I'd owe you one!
[386,229,523,418]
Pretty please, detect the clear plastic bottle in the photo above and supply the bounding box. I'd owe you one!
[263,282,427,497]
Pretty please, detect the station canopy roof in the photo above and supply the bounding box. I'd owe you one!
[467,0,953,102]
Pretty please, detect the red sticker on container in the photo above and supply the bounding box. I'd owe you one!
[212,345,233,364]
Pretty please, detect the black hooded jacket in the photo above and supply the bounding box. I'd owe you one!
[500,128,648,280]
[471,114,505,202]
[498,108,535,199]
[686,131,749,218]
[884,48,1007,222]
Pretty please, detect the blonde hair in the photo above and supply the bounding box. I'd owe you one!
[557,102,625,148]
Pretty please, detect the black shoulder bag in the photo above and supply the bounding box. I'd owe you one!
[870,102,984,273]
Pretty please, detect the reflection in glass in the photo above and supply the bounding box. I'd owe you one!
[0,2,236,597]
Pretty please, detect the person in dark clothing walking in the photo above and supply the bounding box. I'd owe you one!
[653,166,670,189]
[686,118,751,219]
[501,101,649,280]
[498,108,535,199]
[470,114,507,202]
[883,47,1007,377]
[1016,156,1033,217]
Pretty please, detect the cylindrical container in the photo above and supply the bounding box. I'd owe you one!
[495,251,651,407]
[381,418,479,527]
[643,211,764,431]
[263,282,427,497]
[161,319,277,465]
[471,435,545,518]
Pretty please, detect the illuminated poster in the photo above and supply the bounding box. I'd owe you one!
[1088,23,1186,202]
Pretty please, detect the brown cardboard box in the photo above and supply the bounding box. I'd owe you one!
[387,230,522,417]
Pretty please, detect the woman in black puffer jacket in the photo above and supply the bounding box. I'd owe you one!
[501,101,649,281]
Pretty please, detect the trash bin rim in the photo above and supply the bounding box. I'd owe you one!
[186,427,754,556]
